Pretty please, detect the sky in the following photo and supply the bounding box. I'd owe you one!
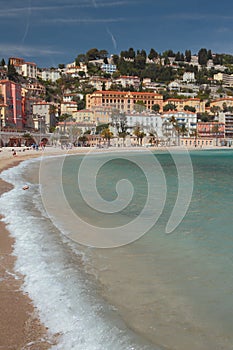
[1,0,233,68]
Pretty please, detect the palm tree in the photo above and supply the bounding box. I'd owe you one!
[101,127,113,147]
[148,129,159,146]
[133,124,145,146]
[212,123,220,146]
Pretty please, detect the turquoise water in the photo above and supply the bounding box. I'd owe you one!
[1,149,233,349]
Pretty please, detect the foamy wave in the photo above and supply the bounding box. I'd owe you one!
[0,160,157,350]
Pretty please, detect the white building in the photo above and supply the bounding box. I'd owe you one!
[123,112,164,137]
[21,62,37,79]
[41,69,61,82]
[162,111,197,136]
[101,63,117,74]
[183,72,195,83]
[114,76,140,90]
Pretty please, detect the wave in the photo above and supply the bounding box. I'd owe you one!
[0,158,158,350]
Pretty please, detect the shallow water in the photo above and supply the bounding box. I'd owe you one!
[0,149,233,350]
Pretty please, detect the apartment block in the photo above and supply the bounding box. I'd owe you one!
[0,80,23,128]
[197,121,225,138]
[21,62,37,79]
[219,112,233,138]
[113,76,140,90]
[86,90,164,113]
[162,111,197,136]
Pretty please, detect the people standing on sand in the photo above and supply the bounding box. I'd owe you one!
[12,150,17,157]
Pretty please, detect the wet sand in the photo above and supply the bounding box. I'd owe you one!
[0,151,55,349]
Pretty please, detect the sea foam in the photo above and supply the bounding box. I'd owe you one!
[0,159,157,350]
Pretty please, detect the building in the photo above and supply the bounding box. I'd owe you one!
[180,137,214,147]
[63,93,84,103]
[164,98,205,113]
[162,111,197,136]
[86,90,164,113]
[183,72,196,83]
[197,121,225,138]
[113,76,140,90]
[124,112,163,137]
[41,69,61,82]
[91,106,112,124]
[219,112,233,139]
[213,73,233,86]
[57,121,95,137]
[9,57,24,75]
[60,101,78,116]
[73,109,95,123]
[0,80,23,128]
[210,98,233,111]
[101,63,117,74]
[65,62,88,77]
[89,76,112,91]
[9,57,37,78]
[142,78,158,92]
[32,102,56,132]
[21,62,37,79]
[24,82,46,97]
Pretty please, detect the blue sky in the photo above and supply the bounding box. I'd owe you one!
[1,0,233,67]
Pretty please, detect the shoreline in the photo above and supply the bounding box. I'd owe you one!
[0,144,231,349]
[0,155,56,349]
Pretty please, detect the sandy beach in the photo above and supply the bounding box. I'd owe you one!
[0,149,56,350]
[0,144,229,349]
[0,146,106,349]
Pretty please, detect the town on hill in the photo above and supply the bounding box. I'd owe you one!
[0,47,233,148]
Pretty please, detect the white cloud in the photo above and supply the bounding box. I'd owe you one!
[0,0,135,17]
[0,44,62,57]
[45,17,127,24]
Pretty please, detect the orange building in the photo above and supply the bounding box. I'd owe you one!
[86,90,164,113]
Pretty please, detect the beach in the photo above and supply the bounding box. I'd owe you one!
[0,145,232,350]
[0,149,56,349]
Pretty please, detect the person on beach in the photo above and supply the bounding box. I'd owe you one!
[12,150,17,157]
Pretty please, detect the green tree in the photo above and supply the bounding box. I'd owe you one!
[128,47,136,59]
[185,50,191,63]
[148,48,158,61]
[101,127,113,146]
[134,100,146,112]
[75,54,87,65]
[78,135,88,146]
[133,124,145,145]
[163,103,177,111]
[99,49,108,59]
[96,123,109,134]
[198,48,208,66]
[152,104,160,113]
[0,58,6,66]
[7,60,18,82]
[184,105,196,113]
[86,48,100,61]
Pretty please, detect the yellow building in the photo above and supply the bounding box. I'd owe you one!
[86,90,164,113]
[210,97,233,110]
[73,109,95,123]
[165,98,205,113]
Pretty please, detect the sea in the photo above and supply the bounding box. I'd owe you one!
[0,148,233,350]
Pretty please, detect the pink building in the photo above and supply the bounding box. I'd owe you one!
[0,80,23,129]
[197,121,225,138]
